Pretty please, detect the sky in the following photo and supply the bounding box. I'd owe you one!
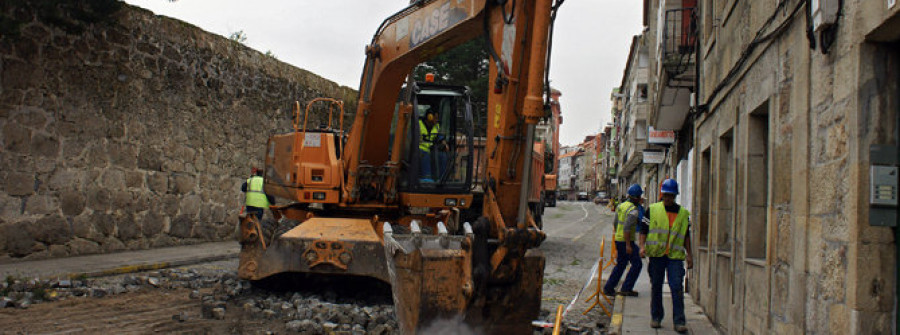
[123,0,644,146]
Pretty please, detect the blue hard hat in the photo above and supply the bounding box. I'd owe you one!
[627,184,643,197]
[661,179,679,195]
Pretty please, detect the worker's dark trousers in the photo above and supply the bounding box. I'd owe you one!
[603,241,642,293]
[246,206,264,221]
[648,257,686,326]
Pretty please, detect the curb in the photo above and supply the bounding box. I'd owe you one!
[608,295,625,335]
[64,253,238,279]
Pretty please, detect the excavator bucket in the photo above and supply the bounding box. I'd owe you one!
[383,221,545,334]
[238,214,389,283]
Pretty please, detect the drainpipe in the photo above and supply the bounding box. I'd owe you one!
[895,82,899,335]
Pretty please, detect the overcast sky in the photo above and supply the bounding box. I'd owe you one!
[124,0,643,146]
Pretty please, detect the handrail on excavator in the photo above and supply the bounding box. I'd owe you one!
[294,97,345,156]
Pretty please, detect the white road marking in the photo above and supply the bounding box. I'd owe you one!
[571,203,596,242]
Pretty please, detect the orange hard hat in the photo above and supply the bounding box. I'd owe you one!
[251,167,259,174]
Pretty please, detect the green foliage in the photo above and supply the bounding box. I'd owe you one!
[543,277,564,286]
[265,50,277,59]
[569,257,581,266]
[412,36,489,136]
[229,30,248,44]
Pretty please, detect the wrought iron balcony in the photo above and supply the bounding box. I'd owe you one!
[662,7,697,79]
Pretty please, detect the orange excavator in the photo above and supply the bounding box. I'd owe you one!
[237,0,563,332]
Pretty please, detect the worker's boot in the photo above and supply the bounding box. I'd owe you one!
[674,324,688,333]
[650,320,661,328]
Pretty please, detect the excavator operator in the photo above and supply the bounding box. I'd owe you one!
[418,107,448,182]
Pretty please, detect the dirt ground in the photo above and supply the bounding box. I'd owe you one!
[0,201,616,334]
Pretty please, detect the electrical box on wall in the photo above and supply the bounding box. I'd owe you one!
[811,0,840,32]
[870,145,899,227]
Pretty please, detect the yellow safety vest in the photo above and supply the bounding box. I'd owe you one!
[645,202,690,260]
[245,176,270,208]
[614,201,637,242]
[418,120,440,152]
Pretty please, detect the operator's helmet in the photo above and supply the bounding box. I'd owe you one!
[627,184,643,197]
[660,179,679,195]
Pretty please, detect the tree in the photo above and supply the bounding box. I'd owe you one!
[412,37,489,136]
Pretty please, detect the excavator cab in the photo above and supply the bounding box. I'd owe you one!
[402,83,475,194]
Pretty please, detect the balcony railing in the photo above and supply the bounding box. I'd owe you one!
[662,7,697,79]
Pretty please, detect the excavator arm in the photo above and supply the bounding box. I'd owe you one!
[346,0,562,333]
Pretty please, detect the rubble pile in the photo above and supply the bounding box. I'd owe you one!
[1,268,601,334]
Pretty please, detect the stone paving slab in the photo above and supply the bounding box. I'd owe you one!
[613,259,719,335]
[0,241,239,279]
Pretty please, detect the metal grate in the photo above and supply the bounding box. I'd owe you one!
[662,7,698,79]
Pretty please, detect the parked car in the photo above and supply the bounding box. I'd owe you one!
[577,192,590,201]
[593,191,609,205]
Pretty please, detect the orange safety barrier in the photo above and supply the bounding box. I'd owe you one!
[583,235,617,317]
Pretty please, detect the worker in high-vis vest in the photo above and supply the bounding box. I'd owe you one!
[241,167,273,220]
[602,183,644,297]
[638,178,692,333]
[417,108,447,182]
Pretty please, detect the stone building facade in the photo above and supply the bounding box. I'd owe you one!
[683,0,900,333]
[0,2,357,261]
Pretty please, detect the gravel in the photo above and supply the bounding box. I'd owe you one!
[1,258,605,334]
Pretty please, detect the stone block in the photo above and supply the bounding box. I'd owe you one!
[48,244,69,257]
[855,310,892,335]
[125,171,144,188]
[4,221,36,257]
[158,194,180,217]
[60,191,85,216]
[48,169,85,191]
[192,224,217,240]
[101,169,126,189]
[92,211,116,237]
[109,142,137,168]
[30,133,59,158]
[111,190,134,209]
[72,213,97,240]
[124,192,151,213]
[101,237,126,253]
[138,147,163,171]
[68,238,100,255]
[169,214,193,238]
[116,219,141,241]
[85,144,110,166]
[821,214,850,243]
[32,214,72,246]
[169,174,195,195]
[210,204,226,223]
[147,172,168,193]
[141,212,166,237]
[180,194,201,217]
[849,242,894,312]
[809,160,846,216]
[827,303,849,334]
[25,194,58,215]
[86,188,112,212]
[820,243,847,302]
[12,109,48,128]
[5,171,35,196]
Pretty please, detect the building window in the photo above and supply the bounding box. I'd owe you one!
[635,121,648,139]
[637,84,648,101]
[716,130,734,253]
[699,148,711,247]
[746,102,769,260]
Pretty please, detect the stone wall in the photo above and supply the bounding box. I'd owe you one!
[689,0,899,334]
[0,1,358,261]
